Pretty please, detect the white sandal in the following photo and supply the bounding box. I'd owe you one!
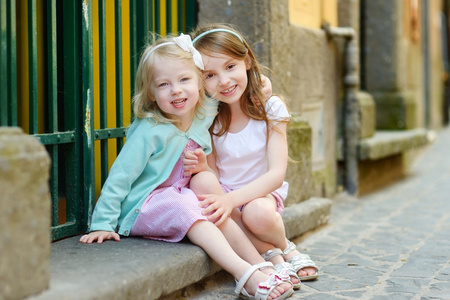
[283,240,319,281]
[261,248,301,290]
[235,262,294,300]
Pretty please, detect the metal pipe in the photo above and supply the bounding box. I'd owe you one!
[322,22,361,195]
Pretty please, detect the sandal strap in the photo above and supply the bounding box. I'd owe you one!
[274,262,299,280]
[235,264,260,295]
[261,248,283,261]
[282,239,297,257]
[287,253,319,273]
[255,261,274,271]
[234,262,274,295]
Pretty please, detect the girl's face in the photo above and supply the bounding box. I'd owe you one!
[150,57,201,128]
[201,52,250,106]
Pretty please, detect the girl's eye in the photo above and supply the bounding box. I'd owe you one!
[181,77,190,82]
[227,64,235,70]
[157,82,168,87]
[204,73,214,80]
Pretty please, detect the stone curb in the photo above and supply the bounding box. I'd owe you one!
[28,197,332,300]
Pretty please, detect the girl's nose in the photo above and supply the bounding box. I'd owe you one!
[171,85,182,95]
[218,75,230,87]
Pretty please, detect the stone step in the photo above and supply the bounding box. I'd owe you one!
[28,197,332,300]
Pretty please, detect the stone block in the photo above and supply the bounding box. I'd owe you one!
[285,115,312,206]
[0,127,51,299]
[372,91,417,130]
[357,91,376,138]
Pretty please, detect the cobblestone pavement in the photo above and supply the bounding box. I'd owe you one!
[182,125,450,300]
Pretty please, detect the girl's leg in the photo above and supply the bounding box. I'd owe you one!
[190,171,312,278]
[190,172,281,265]
[186,220,291,299]
[241,197,317,278]
[240,196,287,248]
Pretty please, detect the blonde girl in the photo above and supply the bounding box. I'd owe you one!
[79,34,293,300]
[184,24,319,289]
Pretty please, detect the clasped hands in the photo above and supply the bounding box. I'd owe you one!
[183,149,233,227]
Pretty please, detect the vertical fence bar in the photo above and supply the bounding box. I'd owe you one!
[129,0,138,101]
[98,0,109,185]
[0,0,8,125]
[166,0,171,34]
[155,0,161,34]
[115,0,124,152]
[28,0,39,134]
[47,0,59,226]
[177,0,183,33]
[8,0,18,126]
[81,0,95,229]
[185,0,196,33]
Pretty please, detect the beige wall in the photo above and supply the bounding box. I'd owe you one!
[288,0,337,28]
[270,0,338,196]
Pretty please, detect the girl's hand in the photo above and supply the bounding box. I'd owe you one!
[261,75,273,101]
[183,148,208,176]
[79,231,120,244]
[198,194,234,227]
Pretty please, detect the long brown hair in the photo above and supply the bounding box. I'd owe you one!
[191,23,273,137]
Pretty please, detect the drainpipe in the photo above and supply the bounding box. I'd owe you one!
[322,23,360,195]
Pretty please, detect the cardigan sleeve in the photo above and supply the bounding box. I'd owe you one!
[88,119,157,232]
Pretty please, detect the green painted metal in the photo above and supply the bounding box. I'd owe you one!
[99,0,109,186]
[81,0,96,237]
[49,0,84,241]
[28,0,38,134]
[35,131,76,145]
[166,0,172,34]
[47,0,59,228]
[0,0,8,125]
[177,0,183,33]
[94,128,127,140]
[9,0,17,126]
[115,0,124,152]
[3,0,197,242]
[155,0,161,34]
[0,0,17,126]
[184,0,196,33]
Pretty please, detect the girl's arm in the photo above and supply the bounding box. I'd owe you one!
[199,122,288,224]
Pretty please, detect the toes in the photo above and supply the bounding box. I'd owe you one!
[298,267,316,278]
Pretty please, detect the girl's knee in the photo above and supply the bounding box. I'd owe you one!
[241,201,279,233]
[190,171,221,194]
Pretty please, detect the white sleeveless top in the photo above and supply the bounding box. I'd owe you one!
[213,96,290,199]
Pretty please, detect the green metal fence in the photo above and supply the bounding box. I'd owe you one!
[0,0,197,241]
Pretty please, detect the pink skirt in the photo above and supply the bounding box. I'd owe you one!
[130,140,208,242]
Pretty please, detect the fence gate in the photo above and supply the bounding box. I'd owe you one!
[0,0,197,241]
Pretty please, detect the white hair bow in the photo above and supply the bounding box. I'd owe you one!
[174,34,204,70]
[142,34,204,70]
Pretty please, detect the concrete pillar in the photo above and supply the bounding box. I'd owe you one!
[0,127,51,299]
[362,1,418,130]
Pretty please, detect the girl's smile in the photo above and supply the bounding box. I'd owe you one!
[201,52,250,106]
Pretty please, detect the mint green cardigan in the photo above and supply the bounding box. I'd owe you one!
[89,99,217,236]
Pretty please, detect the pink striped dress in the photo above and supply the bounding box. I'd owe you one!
[130,139,208,242]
